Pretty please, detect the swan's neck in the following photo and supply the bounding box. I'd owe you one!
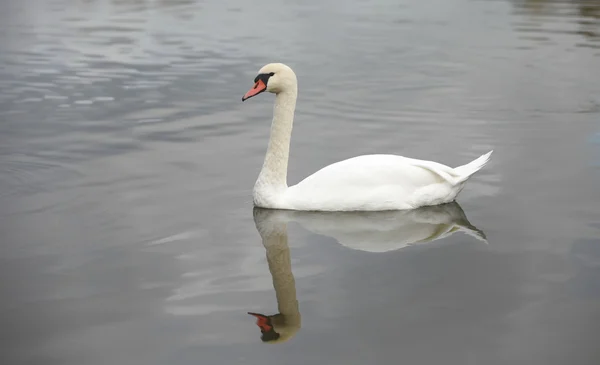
[256,90,297,192]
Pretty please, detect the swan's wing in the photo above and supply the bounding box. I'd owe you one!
[284,154,459,210]
[400,157,462,185]
[293,154,457,187]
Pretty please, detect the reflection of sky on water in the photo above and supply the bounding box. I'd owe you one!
[1,0,599,364]
[569,238,600,299]
[592,131,600,167]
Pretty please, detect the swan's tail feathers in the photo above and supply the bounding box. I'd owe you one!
[454,150,493,183]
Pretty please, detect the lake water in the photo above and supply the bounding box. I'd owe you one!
[1,0,600,364]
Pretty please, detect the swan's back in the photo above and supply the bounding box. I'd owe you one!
[283,154,457,211]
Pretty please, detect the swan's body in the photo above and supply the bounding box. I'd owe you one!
[242,63,493,211]
[283,152,492,211]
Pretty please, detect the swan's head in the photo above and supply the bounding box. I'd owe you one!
[242,63,297,101]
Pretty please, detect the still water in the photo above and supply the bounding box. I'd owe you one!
[1,0,600,364]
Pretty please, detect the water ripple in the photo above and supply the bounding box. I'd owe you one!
[0,155,82,202]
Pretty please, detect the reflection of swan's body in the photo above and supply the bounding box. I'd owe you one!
[248,202,486,343]
[248,208,301,344]
[258,202,487,253]
[241,62,493,212]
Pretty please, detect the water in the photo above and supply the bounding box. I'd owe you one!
[1,0,599,364]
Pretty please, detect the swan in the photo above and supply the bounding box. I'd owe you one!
[242,63,493,211]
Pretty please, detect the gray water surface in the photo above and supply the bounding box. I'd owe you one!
[1,0,600,364]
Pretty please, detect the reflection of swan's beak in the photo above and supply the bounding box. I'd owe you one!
[248,312,272,332]
[248,312,281,342]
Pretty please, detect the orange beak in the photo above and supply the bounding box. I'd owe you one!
[242,79,267,101]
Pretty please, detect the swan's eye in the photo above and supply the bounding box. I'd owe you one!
[254,72,275,83]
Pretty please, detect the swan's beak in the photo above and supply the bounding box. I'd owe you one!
[242,79,267,101]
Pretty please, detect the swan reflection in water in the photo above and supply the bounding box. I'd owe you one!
[248,202,487,343]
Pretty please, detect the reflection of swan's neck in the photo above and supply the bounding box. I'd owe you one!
[251,209,302,343]
[264,225,299,319]
[255,89,297,195]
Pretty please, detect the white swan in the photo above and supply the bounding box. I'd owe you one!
[242,63,493,211]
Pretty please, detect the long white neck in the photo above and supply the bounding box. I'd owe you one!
[256,89,297,191]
